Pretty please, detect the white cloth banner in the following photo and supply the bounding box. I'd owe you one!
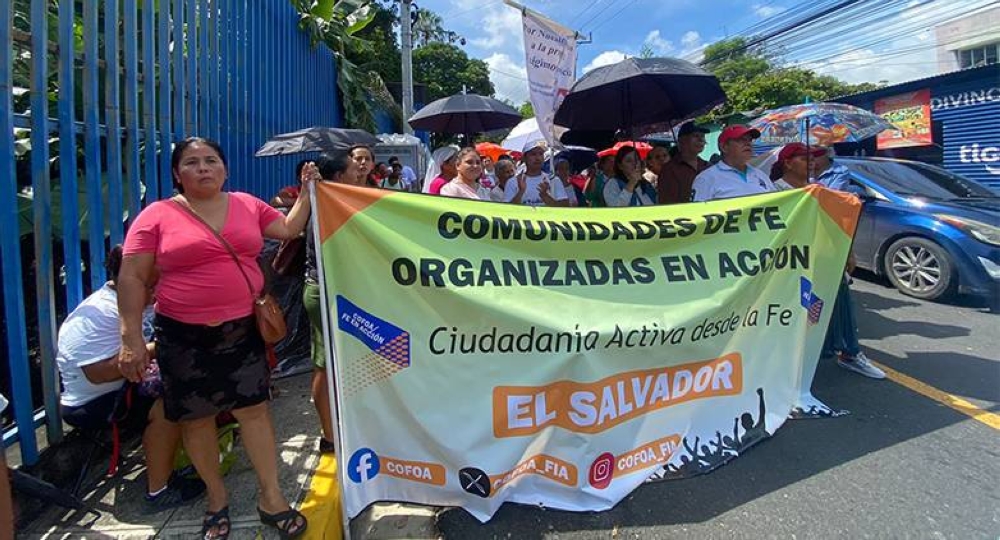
[521,11,577,147]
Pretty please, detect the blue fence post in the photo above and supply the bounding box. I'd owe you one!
[105,0,124,247]
[158,0,174,199]
[1,0,38,463]
[173,0,185,145]
[136,0,153,219]
[238,0,248,188]
[58,0,83,309]
[186,0,197,136]
[83,0,105,292]
[219,0,230,160]
[200,0,210,139]
[30,0,62,446]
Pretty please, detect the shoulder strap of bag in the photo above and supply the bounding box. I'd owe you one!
[171,197,260,299]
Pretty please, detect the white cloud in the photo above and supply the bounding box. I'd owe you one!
[484,53,529,104]
[681,31,702,51]
[753,4,785,18]
[468,2,523,52]
[643,30,674,55]
[583,50,628,73]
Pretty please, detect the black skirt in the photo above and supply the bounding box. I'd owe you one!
[154,313,270,422]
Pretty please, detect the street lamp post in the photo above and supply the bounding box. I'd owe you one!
[401,0,414,134]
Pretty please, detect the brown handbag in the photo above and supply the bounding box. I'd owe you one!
[172,198,288,344]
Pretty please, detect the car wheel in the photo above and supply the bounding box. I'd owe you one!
[883,237,954,301]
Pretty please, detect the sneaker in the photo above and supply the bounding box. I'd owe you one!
[318,437,336,455]
[142,475,206,514]
[837,351,886,379]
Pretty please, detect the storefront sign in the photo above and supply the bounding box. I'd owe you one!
[876,89,933,149]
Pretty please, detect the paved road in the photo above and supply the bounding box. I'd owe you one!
[438,274,1000,539]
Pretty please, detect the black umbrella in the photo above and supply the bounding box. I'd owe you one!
[554,57,726,135]
[559,129,620,149]
[255,126,380,157]
[408,94,522,136]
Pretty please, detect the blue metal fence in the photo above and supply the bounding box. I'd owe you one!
[1,0,341,465]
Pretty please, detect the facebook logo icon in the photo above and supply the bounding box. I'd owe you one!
[347,448,380,484]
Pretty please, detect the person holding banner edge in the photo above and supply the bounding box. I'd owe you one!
[303,152,365,454]
[118,138,313,540]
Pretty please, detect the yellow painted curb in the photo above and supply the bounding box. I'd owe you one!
[300,453,344,540]
[875,361,1000,431]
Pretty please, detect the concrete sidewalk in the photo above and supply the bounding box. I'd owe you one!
[17,373,441,539]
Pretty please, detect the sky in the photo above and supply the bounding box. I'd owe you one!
[413,0,997,105]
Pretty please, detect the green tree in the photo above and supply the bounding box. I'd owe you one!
[518,101,534,119]
[290,0,395,132]
[412,42,495,101]
[700,37,882,121]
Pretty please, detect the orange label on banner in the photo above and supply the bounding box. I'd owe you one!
[489,454,578,494]
[493,354,743,437]
[615,435,682,476]
[382,457,447,486]
[876,89,933,149]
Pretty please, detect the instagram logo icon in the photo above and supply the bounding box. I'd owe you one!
[588,452,615,489]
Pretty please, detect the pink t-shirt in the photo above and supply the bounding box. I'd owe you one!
[427,175,448,195]
[123,192,284,325]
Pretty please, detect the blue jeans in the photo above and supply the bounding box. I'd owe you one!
[823,276,861,357]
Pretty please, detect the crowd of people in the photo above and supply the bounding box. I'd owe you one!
[45,121,884,539]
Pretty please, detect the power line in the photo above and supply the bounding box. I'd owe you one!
[701,0,865,66]
[589,0,641,33]
[569,0,603,27]
[578,0,620,32]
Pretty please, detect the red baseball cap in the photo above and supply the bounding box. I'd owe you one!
[718,125,761,146]
[778,142,826,161]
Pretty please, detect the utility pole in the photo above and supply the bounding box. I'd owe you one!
[401,0,415,134]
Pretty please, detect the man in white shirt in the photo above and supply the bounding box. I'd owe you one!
[479,158,515,202]
[691,125,775,202]
[57,247,205,513]
[388,156,418,192]
[504,140,569,207]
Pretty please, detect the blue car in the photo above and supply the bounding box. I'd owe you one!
[837,157,1000,308]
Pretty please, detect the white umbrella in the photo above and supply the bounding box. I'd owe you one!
[502,117,543,153]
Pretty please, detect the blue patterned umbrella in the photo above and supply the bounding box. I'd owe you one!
[749,102,898,146]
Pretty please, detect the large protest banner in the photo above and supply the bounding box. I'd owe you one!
[520,9,577,145]
[314,184,861,522]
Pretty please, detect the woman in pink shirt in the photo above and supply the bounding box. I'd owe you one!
[439,147,484,200]
[118,138,314,540]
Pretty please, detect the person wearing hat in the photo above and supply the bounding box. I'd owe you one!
[658,122,710,204]
[423,146,460,195]
[504,140,569,207]
[772,142,825,190]
[691,125,775,202]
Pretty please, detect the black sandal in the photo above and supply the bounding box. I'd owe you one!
[258,506,308,539]
[202,506,231,540]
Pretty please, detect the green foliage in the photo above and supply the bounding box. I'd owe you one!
[518,101,534,119]
[701,37,884,122]
[413,42,495,102]
[290,0,389,132]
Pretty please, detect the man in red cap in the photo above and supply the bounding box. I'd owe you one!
[773,142,825,190]
[658,122,710,204]
[691,125,775,202]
